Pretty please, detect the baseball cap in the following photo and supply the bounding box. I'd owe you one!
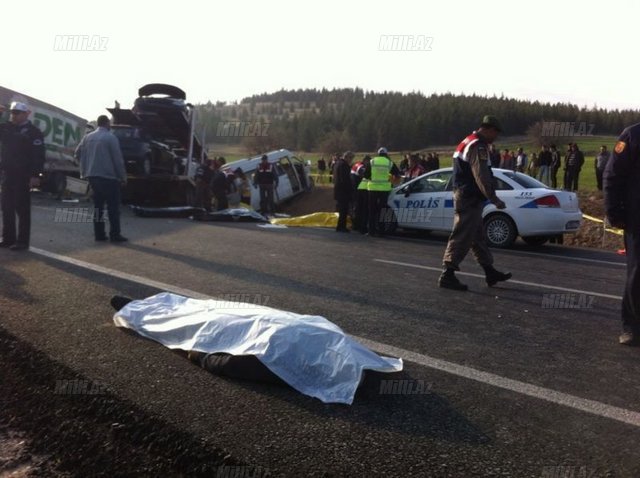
[9,101,29,112]
[480,115,502,132]
[377,147,388,155]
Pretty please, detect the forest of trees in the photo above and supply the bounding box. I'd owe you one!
[195,88,640,154]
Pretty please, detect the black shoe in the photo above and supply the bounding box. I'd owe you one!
[9,243,29,251]
[438,269,468,291]
[0,240,15,248]
[483,266,512,287]
[110,235,128,243]
[619,332,640,346]
[336,228,350,233]
[95,236,108,242]
[110,295,133,311]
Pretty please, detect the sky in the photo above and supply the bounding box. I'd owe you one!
[2,0,637,120]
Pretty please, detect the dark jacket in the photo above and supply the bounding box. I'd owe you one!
[0,121,45,178]
[333,158,352,201]
[538,150,552,167]
[253,162,278,187]
[604,122,640,231]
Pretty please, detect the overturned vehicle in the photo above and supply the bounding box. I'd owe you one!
[108,84,202,206]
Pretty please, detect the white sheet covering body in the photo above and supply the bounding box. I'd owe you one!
[113,292,403,404]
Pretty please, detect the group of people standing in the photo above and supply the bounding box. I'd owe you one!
[332,148,400,235]
[494,143,604,192]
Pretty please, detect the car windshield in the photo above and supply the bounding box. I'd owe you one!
[502,171,547,189]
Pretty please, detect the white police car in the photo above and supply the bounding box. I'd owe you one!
[384,168,582,248]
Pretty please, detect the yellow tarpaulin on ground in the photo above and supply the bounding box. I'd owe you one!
[270,212,352,228]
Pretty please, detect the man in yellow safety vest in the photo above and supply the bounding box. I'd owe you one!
[365,147,400,237]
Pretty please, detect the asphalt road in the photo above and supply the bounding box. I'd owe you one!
[1,192,638,477]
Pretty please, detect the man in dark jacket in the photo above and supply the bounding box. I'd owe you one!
[210,159,229,211]
[604,124,640,345]
[0,102,45,250]
[333,151,354,232]
[253,154,279,215]
[563,143,584,191]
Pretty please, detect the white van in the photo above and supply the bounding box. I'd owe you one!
[222,149,313,211]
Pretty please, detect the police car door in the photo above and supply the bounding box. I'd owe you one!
[422,170,454,231]
[391,174,444,230]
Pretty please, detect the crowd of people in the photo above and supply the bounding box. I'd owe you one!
[494,142,612,192]
[194,155,268,213]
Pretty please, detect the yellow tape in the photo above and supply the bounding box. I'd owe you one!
[582,214,624,236]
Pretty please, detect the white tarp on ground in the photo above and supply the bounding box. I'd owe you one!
[113,292,403,404]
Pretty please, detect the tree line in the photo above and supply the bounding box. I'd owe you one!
[195,88,640,154]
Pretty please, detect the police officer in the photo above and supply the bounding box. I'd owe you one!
[194,157,214,211]
[0,102,45,251]
[439,116,512,291]
[333,151,353,232]
[604,124,640,345]
[353,155,371,234]
[253,154,278,215]
[365,147,400,237]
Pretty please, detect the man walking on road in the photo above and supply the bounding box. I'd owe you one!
[604,125,640,345]
[0,102,45,251]
[75,115,128,242]
[439,116,512,291]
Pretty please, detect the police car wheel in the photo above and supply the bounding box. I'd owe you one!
[484,213,517,248]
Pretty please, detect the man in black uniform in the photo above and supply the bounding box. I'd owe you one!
[253,154,279,215]
[333,151,354,232]
[604,124,640,345]
[439,116,512,291]
[0,102,45,251]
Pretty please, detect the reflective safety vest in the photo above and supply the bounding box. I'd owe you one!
[367,156,393,191]
[357,177,370,190]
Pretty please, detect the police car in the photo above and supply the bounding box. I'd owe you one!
[385,167,582,247]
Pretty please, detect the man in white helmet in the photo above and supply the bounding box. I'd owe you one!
[0,101,45,250]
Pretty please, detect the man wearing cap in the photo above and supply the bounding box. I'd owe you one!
[333,151,354,232]
[0,102,45,250]
[253,154,278,216]
[604,123,640,346]
[352,155,371,234]
[75,115,128,242]
[439,116,512,291]
[365,147,400,237]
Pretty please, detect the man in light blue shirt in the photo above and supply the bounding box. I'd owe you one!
[75,115,128,242]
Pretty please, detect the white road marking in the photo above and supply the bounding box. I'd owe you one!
[28,247,639,427]
[500,248,626,267]
[375,258,623,300]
